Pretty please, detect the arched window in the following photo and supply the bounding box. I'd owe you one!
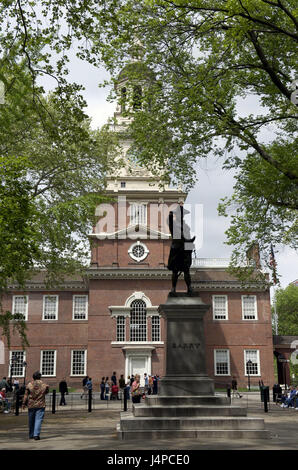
[130,299,147,341]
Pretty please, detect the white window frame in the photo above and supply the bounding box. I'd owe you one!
[151,315,161,342]
[129,202,147,226]
[43,295,59,321]
[116,316,126,342]
[40,350,57,377]
[71,350,87,377]
[130,299,147,342]
[241,295,258,320]
[212,295,228,320]
[214,349,230,376]
[72,295,88,320]
[12,295,28,321]
[9,351,26,378]
[244,349,261,376]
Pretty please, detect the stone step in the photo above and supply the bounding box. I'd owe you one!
[119,413,266,431]
[133,404,247,417]
[144,395,231,406]
[117,425,271,440]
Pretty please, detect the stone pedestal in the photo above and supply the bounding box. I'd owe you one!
[117,293,269,440]
[158,293,214,396]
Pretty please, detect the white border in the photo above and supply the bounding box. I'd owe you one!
[214,349,230,376]
[151,315,161,342]
[116,315,126,342]
[12,295,29,321]
[212,295,228,320]
[8,350,26,378]
[42,295,59,321]
[241,295,258,320]
[72,295,88,321]
[128,202,148,226]
[244,349,261,376]
[40,350,57,377]
[70,349,87,377]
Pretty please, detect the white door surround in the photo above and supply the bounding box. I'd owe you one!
[123,345,155,387]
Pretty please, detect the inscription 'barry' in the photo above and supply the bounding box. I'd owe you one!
[172,342,200,350]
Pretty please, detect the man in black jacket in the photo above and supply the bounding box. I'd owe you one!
[167,204,195,296]
[59,378,68,406]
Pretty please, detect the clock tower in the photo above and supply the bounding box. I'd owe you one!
[87,58,185,383]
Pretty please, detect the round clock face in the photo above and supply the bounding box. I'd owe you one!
[132,244,145,259]
[128,241,149,262]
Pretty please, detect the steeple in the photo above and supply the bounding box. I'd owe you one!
[106,51,159,190]
[105,49,184,201]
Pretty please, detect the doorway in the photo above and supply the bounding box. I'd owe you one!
[130,356,147,386]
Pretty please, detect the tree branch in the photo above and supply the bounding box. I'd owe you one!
[162,1,298,40]
[212,103,298,182]
[247,30,291,100]
[276,0,298,30]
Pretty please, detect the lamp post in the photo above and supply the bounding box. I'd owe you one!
[247,359,252,391]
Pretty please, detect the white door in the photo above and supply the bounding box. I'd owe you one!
[130,356,147,386]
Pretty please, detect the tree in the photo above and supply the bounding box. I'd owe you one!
[0,2,127,345]
[0,85,117,283]
[79,0,297,283]
[1,0,297,289]
[0,155,38,348]
[0,77,119,346]
[273,283,298,335]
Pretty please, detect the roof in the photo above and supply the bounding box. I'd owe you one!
[273,335,298,345]
[7,270,89,291]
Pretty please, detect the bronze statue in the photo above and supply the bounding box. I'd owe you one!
[167,204,195,296]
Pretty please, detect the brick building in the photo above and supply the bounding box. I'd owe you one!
[0,60,275,390]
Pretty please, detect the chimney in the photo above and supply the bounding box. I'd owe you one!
[246,243,261,268]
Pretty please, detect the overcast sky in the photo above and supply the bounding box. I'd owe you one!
[43,52,297,293]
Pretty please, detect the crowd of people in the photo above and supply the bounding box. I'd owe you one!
[0,376,26,414]
[1,371,297,442]
[79,372,160,402]
[0,376,21,393]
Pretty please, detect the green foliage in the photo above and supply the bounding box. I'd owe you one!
[0,311,29,350]
[273,284,298,335]
[218,146,298,284]
[0,1,296,313]
[0,155,41,292]
[0,89,115,287]
[0,155,35,348]
[0,6,122,344]
[76,0,297,283]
